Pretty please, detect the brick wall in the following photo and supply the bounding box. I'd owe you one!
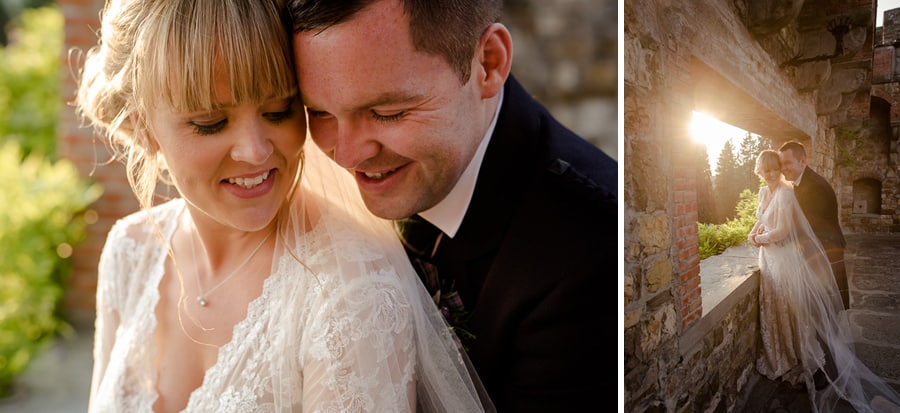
[58,0,138,324]
[873,45,893,82]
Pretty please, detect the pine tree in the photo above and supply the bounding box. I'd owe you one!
[694,141,717,224]
[737,132,770,194]
[714,140,741,222]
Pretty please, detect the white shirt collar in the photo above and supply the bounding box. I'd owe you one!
[793,167,806,186]
[418,88,504,238]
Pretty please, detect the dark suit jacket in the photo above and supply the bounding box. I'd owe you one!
[430,76,617,412]
[794,166,845,249]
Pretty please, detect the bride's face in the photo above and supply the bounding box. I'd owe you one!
[145,74,306,233]
[760,165,781,187]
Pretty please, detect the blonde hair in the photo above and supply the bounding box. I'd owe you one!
[75,0,297,211]
[754,149,781,177]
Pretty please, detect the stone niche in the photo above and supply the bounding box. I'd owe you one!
[852,178,881,215]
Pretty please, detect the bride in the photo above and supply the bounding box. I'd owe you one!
[748,149,900,413]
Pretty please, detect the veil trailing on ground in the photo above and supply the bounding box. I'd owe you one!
[763,180,900,413]
[267,140,492,412]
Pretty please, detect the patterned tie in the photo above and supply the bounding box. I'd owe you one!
[393,215,473,344]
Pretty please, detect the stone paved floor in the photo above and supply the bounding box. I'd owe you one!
[0,325,92,413]
[735,233,900,412]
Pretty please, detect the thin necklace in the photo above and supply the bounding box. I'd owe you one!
[189,221,274,307]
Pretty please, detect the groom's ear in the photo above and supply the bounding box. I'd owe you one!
[472,23,512,99]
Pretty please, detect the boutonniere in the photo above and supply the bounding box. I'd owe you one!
[416,260,475,350]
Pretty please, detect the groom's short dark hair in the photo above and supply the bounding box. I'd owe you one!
[288,0,502,84]
[778,140,807,161]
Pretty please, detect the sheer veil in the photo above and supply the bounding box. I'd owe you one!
[269,138,491,412]
[768,179,900,412]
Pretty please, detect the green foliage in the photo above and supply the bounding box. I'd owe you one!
[834,125,862,172]
[712,133,769,223]
[0,142,102,397]
[736,132,770,194]
[0,6,62,158]
[698,189,758,260]
[0,5,104,398]
[694,141,718,224]
[714,140,741,223]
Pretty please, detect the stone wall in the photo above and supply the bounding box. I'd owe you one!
[624,0,875,410]
[55,1,618,322]
[857,7,900,233]
[503,0,617,158]
[883,8,900,45]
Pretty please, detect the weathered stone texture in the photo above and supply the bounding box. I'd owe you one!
[503,0,617,155]
[860,6,900,233]
[884,8,900,45]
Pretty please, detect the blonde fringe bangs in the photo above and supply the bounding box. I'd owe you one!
[134,0,296,114]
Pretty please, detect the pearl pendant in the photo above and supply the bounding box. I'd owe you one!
[197,296,208,307]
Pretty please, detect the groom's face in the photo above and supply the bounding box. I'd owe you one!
[779,150,805,181]
[292,0,488,220]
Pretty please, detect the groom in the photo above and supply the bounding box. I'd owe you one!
[290,0,617,411]
[778,141,849,310]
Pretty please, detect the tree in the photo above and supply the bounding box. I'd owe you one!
[736,132,770,194]
[714,140,741,222]
[693,141,717,224]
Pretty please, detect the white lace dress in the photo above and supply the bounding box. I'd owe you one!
[755,184,827,385]
[88,196,482,412]
[752,181,900,413]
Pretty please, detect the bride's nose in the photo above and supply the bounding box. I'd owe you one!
[231,121,273,164]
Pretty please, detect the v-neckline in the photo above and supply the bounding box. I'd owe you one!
[147,201,278,412]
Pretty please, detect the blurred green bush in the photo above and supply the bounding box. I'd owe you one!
[698,189,758,260]
[0,6,103,397]
[0,5,61,158]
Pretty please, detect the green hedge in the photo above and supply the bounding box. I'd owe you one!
[0,6,61,158]
[0,6,103,397]
[0,142,102,397]
[698,189,758,260]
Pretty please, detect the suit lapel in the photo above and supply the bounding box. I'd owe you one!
[793,166,812,205]
[433,77,541,307]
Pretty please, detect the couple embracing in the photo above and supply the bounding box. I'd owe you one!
[749,142,900,412]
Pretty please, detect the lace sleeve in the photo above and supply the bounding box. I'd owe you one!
[301,272,416,412]
[89,220,126,411]
[756,187,791,245]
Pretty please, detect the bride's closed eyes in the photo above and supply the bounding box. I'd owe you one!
[187,98,299,136]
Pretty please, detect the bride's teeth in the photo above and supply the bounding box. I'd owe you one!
[227,171,269,188]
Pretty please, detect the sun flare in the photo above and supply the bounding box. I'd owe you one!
[690,111,746,171]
